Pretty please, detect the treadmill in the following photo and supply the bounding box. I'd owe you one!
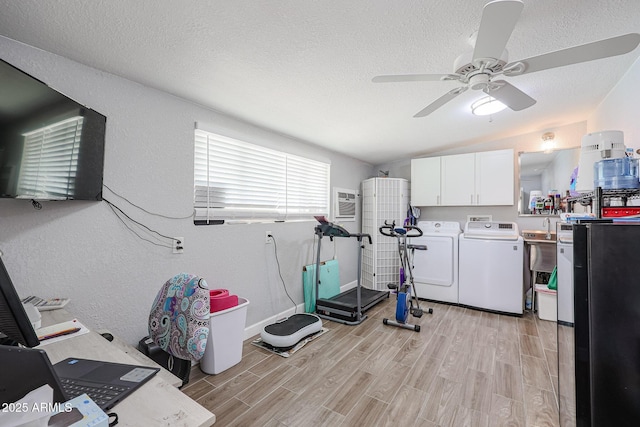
[313,216,389,325]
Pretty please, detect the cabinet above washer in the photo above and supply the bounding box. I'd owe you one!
[411,149,514,207]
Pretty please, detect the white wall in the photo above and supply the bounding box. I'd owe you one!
[588,56,640,151]
[0,36,374,345]
[586,56,640,207]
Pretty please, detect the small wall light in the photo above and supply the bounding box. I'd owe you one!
[471,96,507,116]
[542,132,556,153]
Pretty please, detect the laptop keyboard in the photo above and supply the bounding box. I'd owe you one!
[59,378,130,408]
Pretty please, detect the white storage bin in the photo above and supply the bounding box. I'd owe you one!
[535,285,557,322]
[201,297,249,374]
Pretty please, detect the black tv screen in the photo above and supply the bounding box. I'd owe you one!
[0,58,106,201]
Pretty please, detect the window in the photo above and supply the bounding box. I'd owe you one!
[17,116,84,200]
[194,129,330,223]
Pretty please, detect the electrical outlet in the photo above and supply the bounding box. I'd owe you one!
[173,237,184,254]
[265,231,273,244]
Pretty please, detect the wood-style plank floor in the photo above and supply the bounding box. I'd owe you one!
[182,298,560,426]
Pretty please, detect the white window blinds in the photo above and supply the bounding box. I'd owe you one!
[194,129,330,223]
[17,116,84,200]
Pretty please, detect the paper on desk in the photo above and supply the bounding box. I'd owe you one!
[0,384,56,427]
[35,319,90,346]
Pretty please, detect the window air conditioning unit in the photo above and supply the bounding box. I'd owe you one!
[333,188,357,222]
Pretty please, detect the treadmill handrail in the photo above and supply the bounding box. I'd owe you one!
[349,232,372,245]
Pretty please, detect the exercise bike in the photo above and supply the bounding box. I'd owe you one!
[379,221,433,332]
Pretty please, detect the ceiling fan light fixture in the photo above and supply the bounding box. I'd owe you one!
[471,96,507,116]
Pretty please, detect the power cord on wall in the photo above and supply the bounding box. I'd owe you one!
[103,184,193,220]
[23,185,187,252]
[268,233,297,313]
[101,184,192,250]
[104,198,174,249]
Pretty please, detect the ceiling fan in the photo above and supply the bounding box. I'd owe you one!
[372,0,640,117]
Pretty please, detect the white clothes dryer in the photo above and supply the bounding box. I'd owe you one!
[410,221,461,304]
[458,221,524,314]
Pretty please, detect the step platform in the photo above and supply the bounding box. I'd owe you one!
[260,313,323,350]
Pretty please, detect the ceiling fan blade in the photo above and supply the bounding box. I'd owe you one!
[414,87,468,117]
[506,33,640,76]
[473,0,524,62]
[372,74,457,83]
[485,80,535,111]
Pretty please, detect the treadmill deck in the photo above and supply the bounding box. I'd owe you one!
[316,287,389,323]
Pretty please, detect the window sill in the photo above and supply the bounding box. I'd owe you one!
[194,218,320,225]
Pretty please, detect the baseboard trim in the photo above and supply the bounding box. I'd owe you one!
[194,280,358,372]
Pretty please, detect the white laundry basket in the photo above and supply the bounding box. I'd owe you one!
[200,297,249,374]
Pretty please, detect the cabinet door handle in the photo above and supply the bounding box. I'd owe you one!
[477,194,479,205]
[470,194,473,204]
[437,195,440,205]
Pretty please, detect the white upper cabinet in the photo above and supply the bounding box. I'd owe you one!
[441,153,476,205]
[475,149,514,206]
[411,157,441,206]
[410,149,514,206]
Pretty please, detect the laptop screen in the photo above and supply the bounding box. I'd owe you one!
[0,345,67,405]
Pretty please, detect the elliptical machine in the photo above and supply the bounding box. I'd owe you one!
[379,221,433,332]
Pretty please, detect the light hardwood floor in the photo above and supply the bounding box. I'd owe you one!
[183,298,560,427]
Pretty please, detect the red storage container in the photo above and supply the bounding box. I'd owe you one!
[601,207,640,218]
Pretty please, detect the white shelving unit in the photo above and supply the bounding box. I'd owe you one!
[361,177,409,291]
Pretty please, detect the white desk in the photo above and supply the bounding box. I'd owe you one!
[39,310,215,427]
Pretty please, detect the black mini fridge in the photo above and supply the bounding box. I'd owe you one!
[565,222,640,426]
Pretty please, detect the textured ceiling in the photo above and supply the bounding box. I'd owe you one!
[0,0,639,165]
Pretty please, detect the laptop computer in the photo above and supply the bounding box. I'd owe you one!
[0,345,159,411]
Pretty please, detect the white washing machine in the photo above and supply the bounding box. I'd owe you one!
[458,221,524,314]
[556,222,574,325]
[410,221,461,304]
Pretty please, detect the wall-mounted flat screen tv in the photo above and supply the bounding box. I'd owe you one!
[0,58,106,201]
